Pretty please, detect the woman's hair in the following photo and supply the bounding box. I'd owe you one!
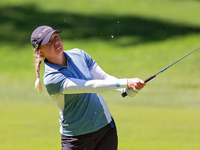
[34,49,43,93]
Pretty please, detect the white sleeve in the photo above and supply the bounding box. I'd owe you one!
[90,63,126,93]
[62,78,127,94]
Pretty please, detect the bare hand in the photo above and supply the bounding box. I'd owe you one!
[127,78,145,90]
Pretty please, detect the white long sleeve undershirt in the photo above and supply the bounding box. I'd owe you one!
[62,64,127,94]
[90,64,126,93]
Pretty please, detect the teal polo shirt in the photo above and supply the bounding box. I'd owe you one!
[43,48,113,136]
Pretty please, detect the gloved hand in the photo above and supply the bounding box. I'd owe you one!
[124,88,140,98]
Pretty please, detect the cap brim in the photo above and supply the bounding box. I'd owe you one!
[41,30,62,46]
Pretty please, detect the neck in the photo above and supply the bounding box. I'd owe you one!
[47,52,67,66]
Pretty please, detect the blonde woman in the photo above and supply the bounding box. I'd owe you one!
[31,25,145,150]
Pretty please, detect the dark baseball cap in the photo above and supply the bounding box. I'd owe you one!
[31,25,62,50]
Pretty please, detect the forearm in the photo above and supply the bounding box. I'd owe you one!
[90,63,125,93]
[62,78,127,94]
[104,75,125,93]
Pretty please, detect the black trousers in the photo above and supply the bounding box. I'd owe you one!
[61,119,118,150]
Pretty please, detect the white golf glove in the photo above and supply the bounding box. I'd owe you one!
[124,88,140,98]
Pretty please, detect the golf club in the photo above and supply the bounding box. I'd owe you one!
[122,47,200,98]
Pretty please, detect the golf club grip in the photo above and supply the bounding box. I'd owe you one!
[121,75,156,98]
[144,75,156,83]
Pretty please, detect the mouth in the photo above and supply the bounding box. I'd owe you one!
[55,44,62,51]
[56,46,61,51]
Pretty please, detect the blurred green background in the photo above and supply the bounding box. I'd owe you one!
[0,0,200,150]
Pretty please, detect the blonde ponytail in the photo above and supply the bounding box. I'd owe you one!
[34,50,43,93]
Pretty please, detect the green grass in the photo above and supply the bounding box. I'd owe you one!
[1,0,200,150]
[113,106,200,150]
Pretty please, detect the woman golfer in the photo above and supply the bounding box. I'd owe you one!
[31,25,145,150]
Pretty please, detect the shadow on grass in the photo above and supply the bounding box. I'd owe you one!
[1,5,200,48]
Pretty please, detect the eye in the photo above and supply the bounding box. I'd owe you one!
[55,35,59,39]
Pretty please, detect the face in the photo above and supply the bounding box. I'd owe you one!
[38,33,63,59]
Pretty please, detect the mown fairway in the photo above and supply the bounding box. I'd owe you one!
[0,0,200,149]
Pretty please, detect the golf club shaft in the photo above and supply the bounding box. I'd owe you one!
[122,47,200,98]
